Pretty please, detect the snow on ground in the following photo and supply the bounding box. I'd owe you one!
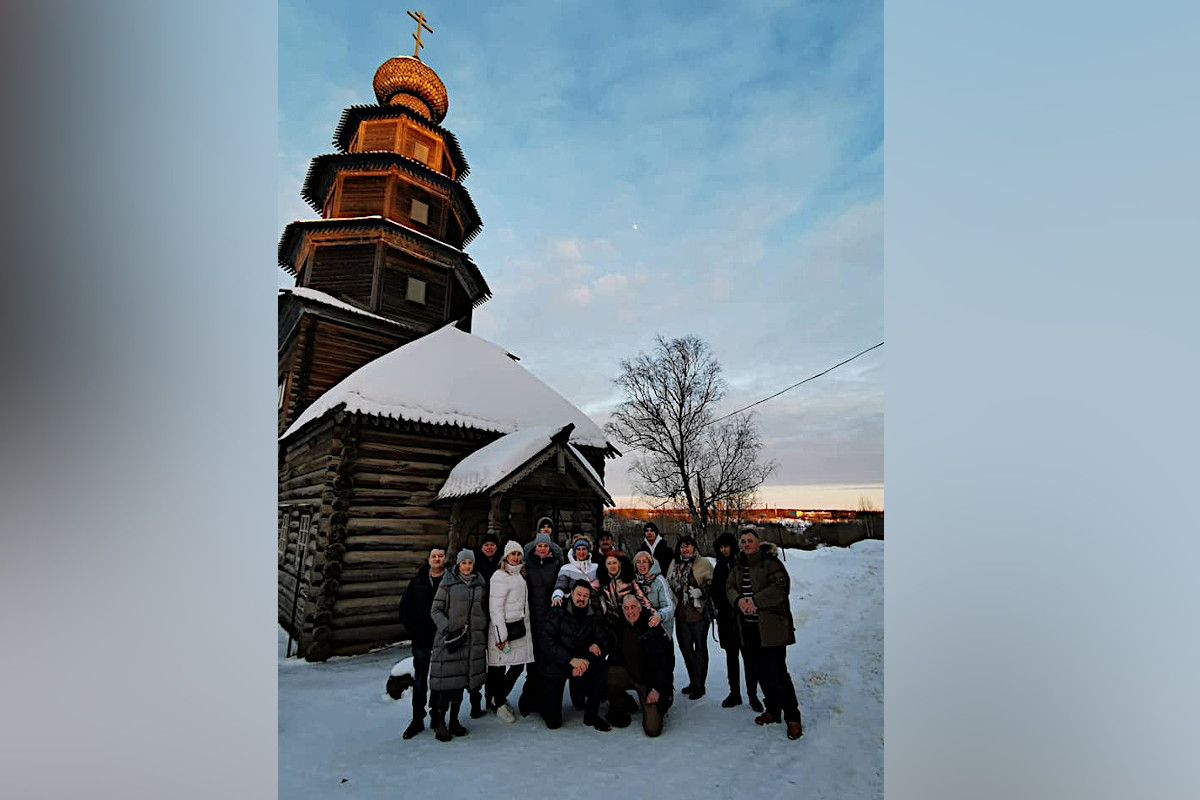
[279,541,883,799]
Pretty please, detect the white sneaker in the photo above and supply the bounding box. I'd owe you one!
[496,702,517,724]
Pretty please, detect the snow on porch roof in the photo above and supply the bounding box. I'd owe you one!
[281,326,612,449]
[436,425,610,502]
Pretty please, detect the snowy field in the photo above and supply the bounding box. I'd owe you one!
[279,541,883,799]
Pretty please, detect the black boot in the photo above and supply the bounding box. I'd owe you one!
[448,701,469,737]
[749,695,764,713]
[721,692,743,708]
[402,715,425,739]
[584,712,612,732]
[432,711,451,743]
[469,691,486,719]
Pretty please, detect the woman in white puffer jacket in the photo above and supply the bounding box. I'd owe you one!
[485,540,534,722]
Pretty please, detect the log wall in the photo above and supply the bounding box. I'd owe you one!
[280,415,615,660]
[324,421,485,657]
[277,418,336,649]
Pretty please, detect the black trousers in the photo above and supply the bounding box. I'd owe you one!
[430,687,464,715]
[741,621,800,723]
[486,665,524,706]
[540,654,607,729]
[411,646,431,720]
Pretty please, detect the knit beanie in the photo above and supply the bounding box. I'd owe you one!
[643,521,659,535]
[503,540,523,559]
[481,532,499,547]
[535,516,555,533]
[533,532,552,547]
[456,549,475,565]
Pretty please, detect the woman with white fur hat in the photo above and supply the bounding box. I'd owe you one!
[485,540,534,722]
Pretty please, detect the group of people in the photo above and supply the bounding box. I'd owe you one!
[398,517,804,742]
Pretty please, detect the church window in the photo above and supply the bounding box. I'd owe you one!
[406,277,427,304]
[410,198,429,225]
[412,141,429,164]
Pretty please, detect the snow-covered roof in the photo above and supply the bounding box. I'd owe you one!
[281,326,612,450]
[437,426,555,499]
[279,286,411,327]
[436,425,612,502]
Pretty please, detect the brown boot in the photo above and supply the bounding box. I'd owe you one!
[787,720,803,739]
[755,711,780,725]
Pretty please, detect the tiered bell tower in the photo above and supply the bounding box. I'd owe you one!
[277,13,491,433]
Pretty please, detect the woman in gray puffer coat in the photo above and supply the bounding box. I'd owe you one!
[429,549,489,742]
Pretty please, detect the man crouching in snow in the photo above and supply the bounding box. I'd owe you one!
[539,580,611,732]
[606,594,676,736]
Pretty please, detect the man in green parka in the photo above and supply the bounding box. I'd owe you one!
[725,526,803,740]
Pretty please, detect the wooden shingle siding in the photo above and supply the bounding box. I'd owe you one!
[336,175,388,217]
[357,119,399,152]
[378,251,448,327]
[307,244,375,306]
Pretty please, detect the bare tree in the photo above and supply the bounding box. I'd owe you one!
[605,335,776,547]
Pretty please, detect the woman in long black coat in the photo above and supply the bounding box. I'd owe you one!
[516,532,563,716]
[711,532,761,710]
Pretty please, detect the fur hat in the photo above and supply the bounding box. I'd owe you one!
[503,540,523,559]
[456,549,475,564]
[713,531,738,553]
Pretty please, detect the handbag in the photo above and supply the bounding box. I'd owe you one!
[505,619,527,642]
[444,624,469,651]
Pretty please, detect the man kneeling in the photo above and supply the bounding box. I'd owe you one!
[607,594,676,736]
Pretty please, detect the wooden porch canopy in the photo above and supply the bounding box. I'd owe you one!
[435,423,614,554]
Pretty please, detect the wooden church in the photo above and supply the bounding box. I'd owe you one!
[278,18,617,661]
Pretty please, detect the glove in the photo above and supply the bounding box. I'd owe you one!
[689,587,703,600]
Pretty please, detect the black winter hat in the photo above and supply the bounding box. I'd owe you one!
[536,516,555,533]
[480,532,499,547]
[643,521,659,535]
[713,532,738,552]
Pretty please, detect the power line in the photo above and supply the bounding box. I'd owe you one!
[708,341,884,426]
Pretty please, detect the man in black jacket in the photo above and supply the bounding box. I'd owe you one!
[398,547,447,739]
[606,594,676,736]
[637,521,675,575]
[539,580,611,732]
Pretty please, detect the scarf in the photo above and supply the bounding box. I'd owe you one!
[633,568,656,596]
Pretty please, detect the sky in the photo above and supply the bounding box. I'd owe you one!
[279,0,883,510]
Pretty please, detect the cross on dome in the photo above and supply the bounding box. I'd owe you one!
[407,9,433,59]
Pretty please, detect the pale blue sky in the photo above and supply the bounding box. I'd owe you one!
[279,0,883,508]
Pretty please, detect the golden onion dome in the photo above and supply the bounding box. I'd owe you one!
[372,56,449,124]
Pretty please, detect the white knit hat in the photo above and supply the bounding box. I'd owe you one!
[503,540,523,559]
